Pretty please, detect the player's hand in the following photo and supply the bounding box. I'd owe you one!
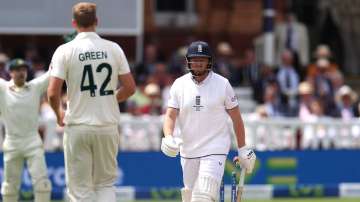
[57,119,65,127]
[237,146,256,174]
[161,135,183,157]
[56,110,65,127]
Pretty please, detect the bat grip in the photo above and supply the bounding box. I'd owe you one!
[236,168,246,202]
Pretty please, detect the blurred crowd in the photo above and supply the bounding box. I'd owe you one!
[0,11,359,151]
[127,42,359,122]
[0,37,358,152]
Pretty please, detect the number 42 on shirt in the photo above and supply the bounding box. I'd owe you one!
[80,63,113,97]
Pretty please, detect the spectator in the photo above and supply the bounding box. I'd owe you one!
[150,62,171,88]
[276,50,300,116]
[135,43,161,82]
[24,46,39,65]
[126,78,151,116]
[297,81,316,120]
[253,65,277,103]
[312,59,333,96]
[307,44,339,81]
[240,48,262,87]
[334,85,360,120]
[140,83,162,115]
[168,46,187,77]
[214,42,238,85]
[328,70,344,93]
[262,85,284,117]
[32,56,47,78]
[248,105,270,151]
[301,98,329,150]
[308,58,339,117]
[314,44,333,60]
[275,12,309,75]
[0,52,10,80]
[23,47,40,81]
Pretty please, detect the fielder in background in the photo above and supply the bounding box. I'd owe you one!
[162,41,256,202]
[47,2,135,202]
[0,59,51,202]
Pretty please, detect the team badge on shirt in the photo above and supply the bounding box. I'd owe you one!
[192,95,204,111]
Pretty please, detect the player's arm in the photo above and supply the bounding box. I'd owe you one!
[47,77,65,126]
[224,80,246,148]
[113,43,135,102]
[116,73,136,102]
[47,45,66,126]
[227,106,256,173]
[0,78,6,92]
[163,107,178,137]
[33,70,50,93]
[161,107,182,157]
[226,106,245,148]
[225,79,256,173]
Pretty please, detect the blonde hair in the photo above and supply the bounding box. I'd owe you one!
[72,2,97,28]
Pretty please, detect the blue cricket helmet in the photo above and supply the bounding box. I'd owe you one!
[186,41,213,73]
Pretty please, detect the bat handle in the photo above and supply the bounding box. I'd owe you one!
[236,168,246,202]
[239,168,246,187]
[236,187,244,202]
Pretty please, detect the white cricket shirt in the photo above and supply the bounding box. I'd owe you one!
[168,72,238,158]
[50,32,130,126]
[0,73,49,150]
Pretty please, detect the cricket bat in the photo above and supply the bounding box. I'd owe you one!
[236,163,246,202]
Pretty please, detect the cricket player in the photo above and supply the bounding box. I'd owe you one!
[47,2,136,202]
[161,41,256,202]
[0,59,51,202]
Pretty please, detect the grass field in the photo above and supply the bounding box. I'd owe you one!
[48,198,360,202]
[135,199,360,202]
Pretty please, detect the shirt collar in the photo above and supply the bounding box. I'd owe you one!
[191,71,213,85]
[74,32,100,40]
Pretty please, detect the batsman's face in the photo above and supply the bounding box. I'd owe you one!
[189,57,209,76]
[10,67,27,85]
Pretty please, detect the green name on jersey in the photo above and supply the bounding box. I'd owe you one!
[79,51,107,61]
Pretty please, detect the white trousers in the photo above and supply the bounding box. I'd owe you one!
[180,155,226,189]
[1,146,49,197]
[63,125,119,202]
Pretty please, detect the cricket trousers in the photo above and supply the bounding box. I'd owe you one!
[181,155,226,189]
[1,144,50,202]
[63,124,120,202]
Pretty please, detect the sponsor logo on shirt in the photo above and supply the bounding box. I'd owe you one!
[231,95,238,102]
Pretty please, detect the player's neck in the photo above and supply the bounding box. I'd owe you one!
[76,26,96,33]
[14,81,25,87]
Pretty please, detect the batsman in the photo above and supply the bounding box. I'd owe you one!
[162,41,256,202]
[0,59,51,202]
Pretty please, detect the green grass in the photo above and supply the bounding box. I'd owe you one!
[47,198,360,202]
[135,199,360,202]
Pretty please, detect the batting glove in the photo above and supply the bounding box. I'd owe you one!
[237,146,256,174]
[161,136,183,157]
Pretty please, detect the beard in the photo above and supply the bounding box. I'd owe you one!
[190,69,208,77]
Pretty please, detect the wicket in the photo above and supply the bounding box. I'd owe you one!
[220,178,225,202]
[219,158,246,202]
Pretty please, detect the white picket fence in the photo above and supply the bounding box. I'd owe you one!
[1,114,360,151]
